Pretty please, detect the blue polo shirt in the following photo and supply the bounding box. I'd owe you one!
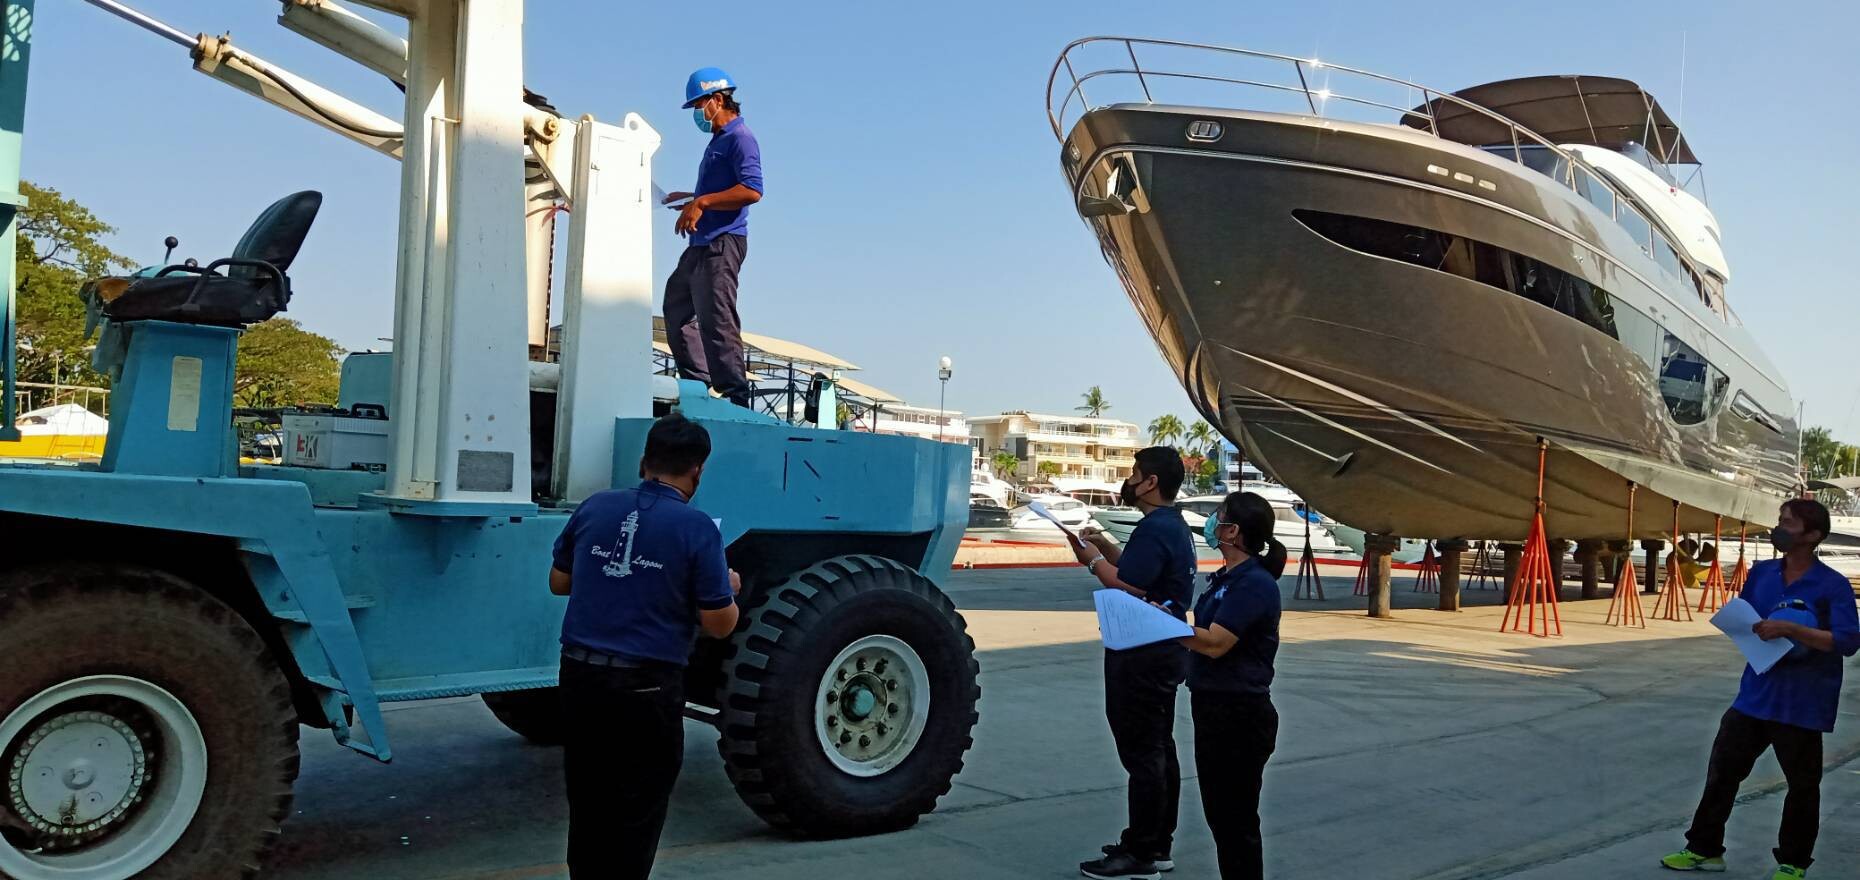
[1731,558,1860,732]
[691,117,763,246]
[553,480,734,666]
[1114,506,1197,625]
[1188,558,1281,696]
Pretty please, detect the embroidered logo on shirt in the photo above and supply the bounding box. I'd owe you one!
[591,510,662,577]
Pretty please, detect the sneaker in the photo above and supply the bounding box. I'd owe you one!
[1080,846,1161,880]
[1660,849,1727,872]
[1100,842,1173,872]
[1771,865,1807,879]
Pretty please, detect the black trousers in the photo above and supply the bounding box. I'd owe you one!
[663,233,750,407]
[1104,644,1188,855]
[560,658,686,880]
[1684,707,1823,868]
[1192,691,1278,879]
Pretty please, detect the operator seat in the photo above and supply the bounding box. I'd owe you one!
[83,191,322,326]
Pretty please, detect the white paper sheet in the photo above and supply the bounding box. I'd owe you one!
[1094,589,1194,651]
[1028,501,1085,547]
[1710,597,1792,675]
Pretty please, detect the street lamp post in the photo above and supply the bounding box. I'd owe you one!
[937,356,953,443]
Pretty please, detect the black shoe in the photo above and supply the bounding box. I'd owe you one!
[1081,846,1161,880]
[1101,843,1174,872]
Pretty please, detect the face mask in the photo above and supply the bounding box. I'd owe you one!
[1119,478,1140,507]
[1202,515,1225,550]
[1770,527,1797,553]
[693,107,712,133]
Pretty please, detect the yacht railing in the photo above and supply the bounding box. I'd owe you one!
[1046,36,1730,322]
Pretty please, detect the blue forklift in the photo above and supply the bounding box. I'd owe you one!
[0,2,977,877]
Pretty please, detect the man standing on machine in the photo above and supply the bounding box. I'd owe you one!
[661,66,763,408]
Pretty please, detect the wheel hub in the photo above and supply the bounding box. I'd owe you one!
[6,711,151,849]
[814,635,931,777]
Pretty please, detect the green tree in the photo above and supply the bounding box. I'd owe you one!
[1802,426,1839,479]
[990,450,1021,481]
[12,181,133,391]
[1184,419,1218,457]
[1193,457,1220,495]
[1077,385,1111,417]
[1036,460,1062,480]
[234,318,344,408]
[1147,414,1184,447]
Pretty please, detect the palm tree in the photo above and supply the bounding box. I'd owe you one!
[1184,420,1217,458]
[1077,386,1111,417]
[1147,414,1184,448]
[1036,460,1063,480]
[1802,426,1839,479]
[990,450,1021,482]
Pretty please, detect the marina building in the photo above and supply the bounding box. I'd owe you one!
[968,411,1143,485]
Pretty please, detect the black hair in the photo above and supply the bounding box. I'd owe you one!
[1221,491,1289,579]
[718,89,741,114]
[1132,446,1185,502]
[641,413,711,477]
[1782,498,1831,545]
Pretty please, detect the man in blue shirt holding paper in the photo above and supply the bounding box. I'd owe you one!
[1663,499,1860,879]
[1071,447,1197,879]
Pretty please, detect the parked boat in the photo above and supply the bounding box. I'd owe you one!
[1048,38,1797,542]
[1,403,108,461]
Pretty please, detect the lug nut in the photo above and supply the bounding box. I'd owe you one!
[875,723,888,736]
[826,692,837,704]
[887,703,899,715]
[840,731,853,745]
[874,659,888,674]
[836,669,847,681]
[827,717,838,728]
[858,735,871,747]
[886,680,898,691]
[856,658,867,671]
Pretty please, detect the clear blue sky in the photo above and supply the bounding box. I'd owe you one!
[21,0,1860,443]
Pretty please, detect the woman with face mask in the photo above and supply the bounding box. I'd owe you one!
[1175,491,1285,879]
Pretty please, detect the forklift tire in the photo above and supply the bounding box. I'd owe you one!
[718,555,980,837]
[480,688,566,746]
[0,564,299,880]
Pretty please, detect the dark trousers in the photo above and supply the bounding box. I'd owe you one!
[1684,707,1823,868]
[1192,691,1278,879]
[663,233,750,407]
[560,658,686,880]
[1104,644,1188,855]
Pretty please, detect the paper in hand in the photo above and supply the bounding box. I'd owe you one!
[1094,589,1194,650]
[1027,501,1086,547]
[1710,597,1792,675]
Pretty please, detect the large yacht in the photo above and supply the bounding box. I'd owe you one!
[1047,38,1798,541]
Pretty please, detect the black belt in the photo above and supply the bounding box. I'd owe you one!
[561,645,669,669]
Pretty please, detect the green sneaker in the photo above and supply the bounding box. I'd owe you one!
[1660,850,1726,872]
[1771,865,1807,879]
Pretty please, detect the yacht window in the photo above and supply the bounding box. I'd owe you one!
[1177,500,1220,516]
[1658,332,1728,426]
[1653,234,1682,279]
[1575,167,1614,218]
[1617,204,1653,255]
[1485,145,1569,185]
[1612,304,1663,371]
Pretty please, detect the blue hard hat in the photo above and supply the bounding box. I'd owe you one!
[683,67,736,108]
[1769,606,1819,661]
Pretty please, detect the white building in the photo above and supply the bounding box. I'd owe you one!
[851,403,976,465]
[968,411,1143,485]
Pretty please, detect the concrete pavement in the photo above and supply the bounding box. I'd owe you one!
[262,569,1860,879]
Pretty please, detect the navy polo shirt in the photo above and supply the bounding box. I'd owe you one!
[1730,558,1860,732]
[691,117,763,245]
[1188,558,1281,696]
[1115,506,1197,622]
[553,480,734,666]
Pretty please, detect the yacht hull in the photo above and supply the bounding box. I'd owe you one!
[1063,106,1797,542]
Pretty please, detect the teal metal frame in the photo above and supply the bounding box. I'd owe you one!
[1,0,36,442]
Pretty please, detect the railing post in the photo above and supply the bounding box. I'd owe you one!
[1422,88,1439,136]
[1124,40,1153,103]
[1063,55,1089,114]
[1293,60,1318,114]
